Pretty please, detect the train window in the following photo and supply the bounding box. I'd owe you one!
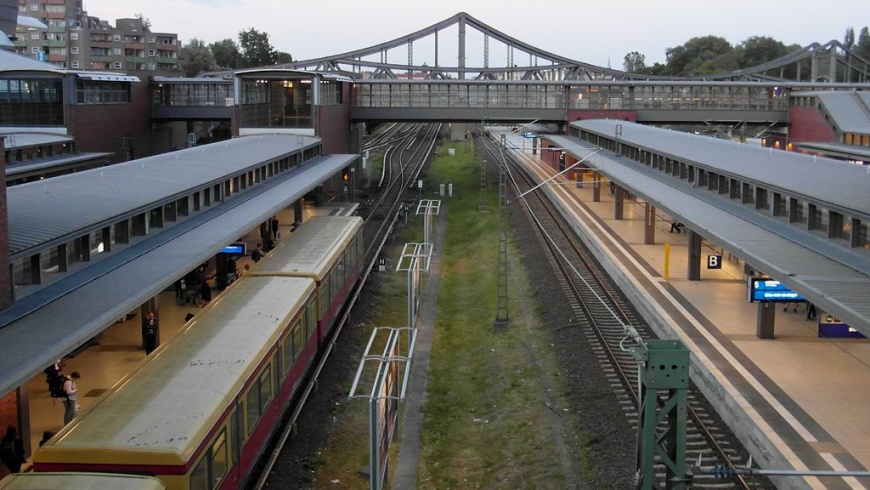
[230,406,242,464]
[259,365,273,412]
[190,456,208,490]
[211,429,228,487]
[306,300,317,339]
[189,429,228,490]
[292,320,303,360]
[245,383,261,435]
[282,331,294,373]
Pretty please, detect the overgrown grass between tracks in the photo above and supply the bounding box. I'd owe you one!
[310,138,588,489]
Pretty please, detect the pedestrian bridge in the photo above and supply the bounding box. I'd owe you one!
[349,79,800,124]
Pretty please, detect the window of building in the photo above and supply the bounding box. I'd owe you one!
[75,80,132,104]
[113,62,122,69]
[148,49,155,56]
[70,32,78,40]
[29,3,37,11]
[148,36,155,43]
[113,48,121,55]
[44,5,65,13]
[30,31,39,40]
[0,78,64,125]
[31,46,39,53]
[113,34,121,42]
[70,47,79,54]
[71,61,79,68]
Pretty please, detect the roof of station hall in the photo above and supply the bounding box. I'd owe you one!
[6,135,322,257]
[570,119,870,218]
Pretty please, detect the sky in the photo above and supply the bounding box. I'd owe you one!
[78,0,870,69]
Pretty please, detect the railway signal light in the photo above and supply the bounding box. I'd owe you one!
[342,168,350,181]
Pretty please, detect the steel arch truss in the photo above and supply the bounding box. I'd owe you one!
[270,12,870,83]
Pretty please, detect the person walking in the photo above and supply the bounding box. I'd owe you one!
[1,426,26,474]
[62,371,81,425]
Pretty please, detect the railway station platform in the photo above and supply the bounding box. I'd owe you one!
[514,143,870,490]
[1,203,358,479]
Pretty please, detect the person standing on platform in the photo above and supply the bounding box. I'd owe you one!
[200,277,212,306]
[271,216,280,240]
[142,311,158,355]
[62,371,80,425]
[806,302,817,320]
[1,426,26,474]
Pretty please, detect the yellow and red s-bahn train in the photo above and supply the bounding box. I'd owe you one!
[32,216,364,490]
[0,472,166,490]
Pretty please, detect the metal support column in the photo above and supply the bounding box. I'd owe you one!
[687,231,702,281]
[644,203,656,245]
[756,301,776,339]
[614,185,624,220]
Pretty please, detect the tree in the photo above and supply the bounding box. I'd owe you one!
[855,27,870,61]
[274,50,294,65]
[180,38,219,77]
[665,36,734,76]
[239,28,277,67]
[844,27,855,48]
[134,13,151,33]
[210,38,243,69]
[623,51,646,73]
[736,36,790,69]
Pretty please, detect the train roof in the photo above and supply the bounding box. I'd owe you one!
[251,216,363,280]
[33,276,315,467]
[0,472,166,490]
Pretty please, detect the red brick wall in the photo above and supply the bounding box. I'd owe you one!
[788,107,836,143]
[316,83,352,154]
[67,80,153,163]
[0,137,11,310]
[0,391,19,441]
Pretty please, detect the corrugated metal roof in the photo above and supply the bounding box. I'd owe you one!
[0,48,64,74]
[5,152,112,176]
[0,131,72,149]
[570,120,870,218]
[816,92,870,134]
[0,154,354,396]
[547,130,870,336]
[74,72,140,82]
[6,135,321,257]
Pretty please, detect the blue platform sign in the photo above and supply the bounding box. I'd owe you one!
[219,243,246,255]
[748,278,804,303]
[818,312,865,339]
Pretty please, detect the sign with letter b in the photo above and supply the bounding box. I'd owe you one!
[707,255,722,269]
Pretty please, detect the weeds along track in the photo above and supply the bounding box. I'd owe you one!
[475,131,775,490]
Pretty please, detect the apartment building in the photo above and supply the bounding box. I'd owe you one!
[14,0,179,72]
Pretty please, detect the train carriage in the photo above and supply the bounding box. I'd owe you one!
[33,275,319,490]
[0,472,166,490]
[251,215,364,344]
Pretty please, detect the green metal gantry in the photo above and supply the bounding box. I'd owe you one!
[634,339,692,490]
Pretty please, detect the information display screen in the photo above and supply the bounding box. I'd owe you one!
[219,243,246,255]
[748,278,804,303]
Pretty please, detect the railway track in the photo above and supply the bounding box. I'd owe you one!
[476,129,775,490]
[256,123,441,489]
